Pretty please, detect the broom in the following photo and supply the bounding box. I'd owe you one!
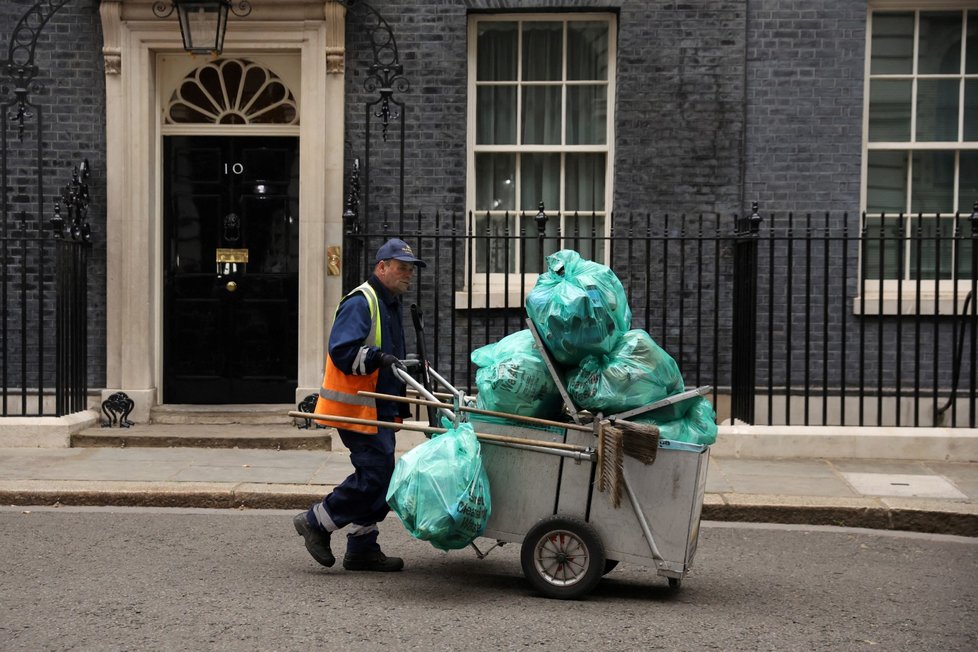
[594,418,659,509]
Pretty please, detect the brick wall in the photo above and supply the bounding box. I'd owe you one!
[743,0,865,211]
[0,0,107,389]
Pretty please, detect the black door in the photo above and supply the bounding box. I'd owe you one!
[163,136,299,404]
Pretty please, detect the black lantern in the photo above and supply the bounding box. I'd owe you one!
[153,1,252,55]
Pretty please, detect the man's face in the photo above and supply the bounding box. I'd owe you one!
[376,259,416,295]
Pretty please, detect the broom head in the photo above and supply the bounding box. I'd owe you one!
[596,421,624,508]
[610,419,660,465]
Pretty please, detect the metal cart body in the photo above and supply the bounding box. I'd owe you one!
[473,416,710,580]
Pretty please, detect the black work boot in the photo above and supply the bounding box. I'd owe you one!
[342,550,404,572]
[293,513,335,567]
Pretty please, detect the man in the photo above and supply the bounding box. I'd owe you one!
[293,238,425,572]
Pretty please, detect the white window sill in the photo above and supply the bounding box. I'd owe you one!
[853,286,976,316]
[455,275,541,310]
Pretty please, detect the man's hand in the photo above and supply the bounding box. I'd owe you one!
[378,352,400,369]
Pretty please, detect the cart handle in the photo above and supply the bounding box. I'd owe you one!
[356,391,595,434]
[287,411,594,456]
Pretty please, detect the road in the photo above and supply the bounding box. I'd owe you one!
[1,507,975,651]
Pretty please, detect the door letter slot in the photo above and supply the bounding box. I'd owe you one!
[216,248,249,278]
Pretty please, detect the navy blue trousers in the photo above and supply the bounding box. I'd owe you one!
[310,426,395,554]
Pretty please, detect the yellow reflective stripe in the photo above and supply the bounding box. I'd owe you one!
[335,282,382,348]
[358,284,382,347]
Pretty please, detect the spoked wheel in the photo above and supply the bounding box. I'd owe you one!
[520,515,606,600]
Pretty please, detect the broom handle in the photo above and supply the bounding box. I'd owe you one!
[356,391,595,433]
[286,411,591,453]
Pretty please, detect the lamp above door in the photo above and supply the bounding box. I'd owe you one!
[153,0,253,55]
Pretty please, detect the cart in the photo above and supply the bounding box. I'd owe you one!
[400,321,711,600]
[293,320,712,600]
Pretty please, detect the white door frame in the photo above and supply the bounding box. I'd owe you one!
[99,0,348,419]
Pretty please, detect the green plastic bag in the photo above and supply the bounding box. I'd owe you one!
[635,396,718,446]
[386,422,492,551]
[470,330,563,418]
[566,329,684,414]
[525,250,632,366]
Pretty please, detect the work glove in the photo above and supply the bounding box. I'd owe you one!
[378,352,401,369]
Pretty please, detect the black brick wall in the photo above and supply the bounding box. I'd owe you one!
[743,0,865,211]
[1,0,107,389]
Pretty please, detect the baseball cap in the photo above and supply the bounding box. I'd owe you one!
[375,238,427,267]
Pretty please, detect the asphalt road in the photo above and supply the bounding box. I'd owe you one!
[1,507,975,651]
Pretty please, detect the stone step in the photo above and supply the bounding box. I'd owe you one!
[71,423,332,451]
[149,404,297,426]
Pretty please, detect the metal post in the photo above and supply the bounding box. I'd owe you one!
[535,201,547,272]
[970,203,977,426]
[731,202,762,424]
[342,158,361,293]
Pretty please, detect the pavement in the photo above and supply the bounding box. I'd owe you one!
[0,422,976,537]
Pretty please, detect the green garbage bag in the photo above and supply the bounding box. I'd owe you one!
[386,422,492,551]
[635,396,718,446]
[566,329,684,414]
[471,330,563,418]
[525,250,632,366]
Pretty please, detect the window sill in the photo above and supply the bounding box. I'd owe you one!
[454,288,535,311]
[853,286,976,316]
[455,276,541,310]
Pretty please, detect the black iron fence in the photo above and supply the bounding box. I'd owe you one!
[1,161,91,417]
[347,205,978,428]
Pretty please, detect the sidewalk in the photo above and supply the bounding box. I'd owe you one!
[0,426,975,536]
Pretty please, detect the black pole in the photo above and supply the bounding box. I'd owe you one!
[535,202,548,272]
[731,202,762,424]
[969,203,977,427]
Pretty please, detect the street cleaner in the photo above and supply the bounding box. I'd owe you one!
[293,238,426,572]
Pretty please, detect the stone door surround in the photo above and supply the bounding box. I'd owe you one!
[99,0,348,420]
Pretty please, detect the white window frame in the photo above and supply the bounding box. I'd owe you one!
[462,12,617,308]
[858,1,977,315]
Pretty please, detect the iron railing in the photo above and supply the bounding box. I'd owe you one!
[345,207,978,428]
[1,161,91,417]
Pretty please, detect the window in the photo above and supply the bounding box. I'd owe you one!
[467,14,616,280]
[163,58,299,126]
[862,6,976,295]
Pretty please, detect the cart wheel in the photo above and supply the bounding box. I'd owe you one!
[520,516,606,600]
[668,577,682,591]
[603,560,619,575]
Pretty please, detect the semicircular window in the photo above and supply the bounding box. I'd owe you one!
[165,58,298,125]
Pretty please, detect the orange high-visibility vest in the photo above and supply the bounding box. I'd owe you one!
[314,282,382,433]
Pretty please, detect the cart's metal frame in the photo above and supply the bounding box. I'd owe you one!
[394,320,712,598]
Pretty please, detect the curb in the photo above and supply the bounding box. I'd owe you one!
[0,480,325,511]
[2,484,975,537]
[69,432,332,451]
[701,493,978,537]
[701,502,978,537]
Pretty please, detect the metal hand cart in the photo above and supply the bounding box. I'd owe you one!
[294,320,712,600]
[401,322,711,600]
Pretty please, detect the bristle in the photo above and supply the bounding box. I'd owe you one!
[612,420,660,465]
[596,423,606,492]
[597,422,624,508]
